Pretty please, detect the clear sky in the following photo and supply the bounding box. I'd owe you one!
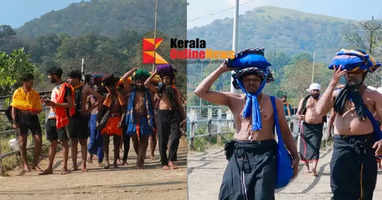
[0,0,86,28]
[1,0,381,29]
[188,0,382,29]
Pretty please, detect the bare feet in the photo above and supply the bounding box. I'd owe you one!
[113,162,119,168]
[39,169,53,175]
[31,164,43,172]
[312,169,318,177]
[122,160,128,166]
[60,168,71,175]
[98,162,103,168]
[82,168,88,172]
[169,162,178,170]
[104,163,110,169]
[72,165,79,171]
[162,165,170,170]
[23,164,31,172]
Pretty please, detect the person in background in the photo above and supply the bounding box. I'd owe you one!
[297,83,326,176]
[281,95,293,117]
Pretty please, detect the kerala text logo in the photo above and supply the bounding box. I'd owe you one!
[142,38,168,64]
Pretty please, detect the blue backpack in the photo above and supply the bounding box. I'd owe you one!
[270,96,294,188]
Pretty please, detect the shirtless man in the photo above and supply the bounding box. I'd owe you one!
[194,49,298,200]
[297,83,326,176]
[145,64,186,170]
[67,70,103,172]
[97,75,125,169]
[120,68,156,169]
[314,49,382,200]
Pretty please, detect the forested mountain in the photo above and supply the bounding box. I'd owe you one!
[17,0,186,39]
[187,6,382,105]
[0,0,187,95]
[188,6,358,61]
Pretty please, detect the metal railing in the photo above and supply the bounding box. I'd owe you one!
[187,115,331,150]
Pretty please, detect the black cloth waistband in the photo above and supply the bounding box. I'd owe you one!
[303,122,323,127]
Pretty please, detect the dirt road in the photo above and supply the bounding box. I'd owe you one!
[0,138,187,200]
[188,145,382,200]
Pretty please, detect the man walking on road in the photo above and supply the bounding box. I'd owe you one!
[194,48,299,200]
[297,83,326,176]
[314,49,382,200]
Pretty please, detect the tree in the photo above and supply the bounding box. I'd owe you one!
[0,48,38,95]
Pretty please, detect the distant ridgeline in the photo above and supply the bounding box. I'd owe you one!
[188,6,360,62]
[16,0,187,39]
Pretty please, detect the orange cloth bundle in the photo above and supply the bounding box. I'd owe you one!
[101,116,122,136]
[11,87,42,112]
[55,82,75,129]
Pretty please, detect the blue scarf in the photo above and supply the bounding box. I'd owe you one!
[125,89,155,136]
[235,73,267,131]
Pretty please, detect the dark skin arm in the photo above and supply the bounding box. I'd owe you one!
[327,109,336,140]
[315,67,346,116]
[11,107,18,128]
[372,91,382,156]
[194,62,240,108]
[296,98,305,120]
[276,98,299,178]
[144,70,159,94]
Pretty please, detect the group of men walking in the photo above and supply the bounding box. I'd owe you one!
[10,64,185,175]
[196,48,382,200]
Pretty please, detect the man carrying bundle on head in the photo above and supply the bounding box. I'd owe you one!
[97,74,125,169]
[296,82,326,176]
[10,73,43,173]
[194,48,299,200]
[119,67,156,169]
[314,49,382,200]
[40,67,74,175]
[145,64,186,170]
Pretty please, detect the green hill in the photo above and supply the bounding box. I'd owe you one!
[188,6,359,61]
[17,0,186,39]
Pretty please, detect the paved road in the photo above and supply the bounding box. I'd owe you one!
[0,138,188,200]
[188,145,382,200]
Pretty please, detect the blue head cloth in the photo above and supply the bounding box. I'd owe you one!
[328,49,381,72]
[228,48,273,131]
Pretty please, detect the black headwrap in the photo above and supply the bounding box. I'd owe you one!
[334,84,367,120]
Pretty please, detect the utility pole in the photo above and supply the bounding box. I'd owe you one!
[81,57,85,81]
[311,52,315,83]
[230,0,240,93]
[361,16,382,56]
[152,0,159,71]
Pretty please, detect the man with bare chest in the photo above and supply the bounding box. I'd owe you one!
[121,68,156,169]
[194,49,299,200]
[314,49,382,200]
[97,75,125,169]
[145,64,186,170]
[297,83,326,176]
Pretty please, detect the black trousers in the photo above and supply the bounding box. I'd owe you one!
[219,140,277,200]
[157,110,180,166]
[330,134,377,200]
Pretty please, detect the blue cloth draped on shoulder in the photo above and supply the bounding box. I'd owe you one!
[125,89,155,136]
[328,49,381,72]
[228,48,273,131]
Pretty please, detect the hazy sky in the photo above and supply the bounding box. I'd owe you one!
[188,0,382,29]
[1,0,381,29]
